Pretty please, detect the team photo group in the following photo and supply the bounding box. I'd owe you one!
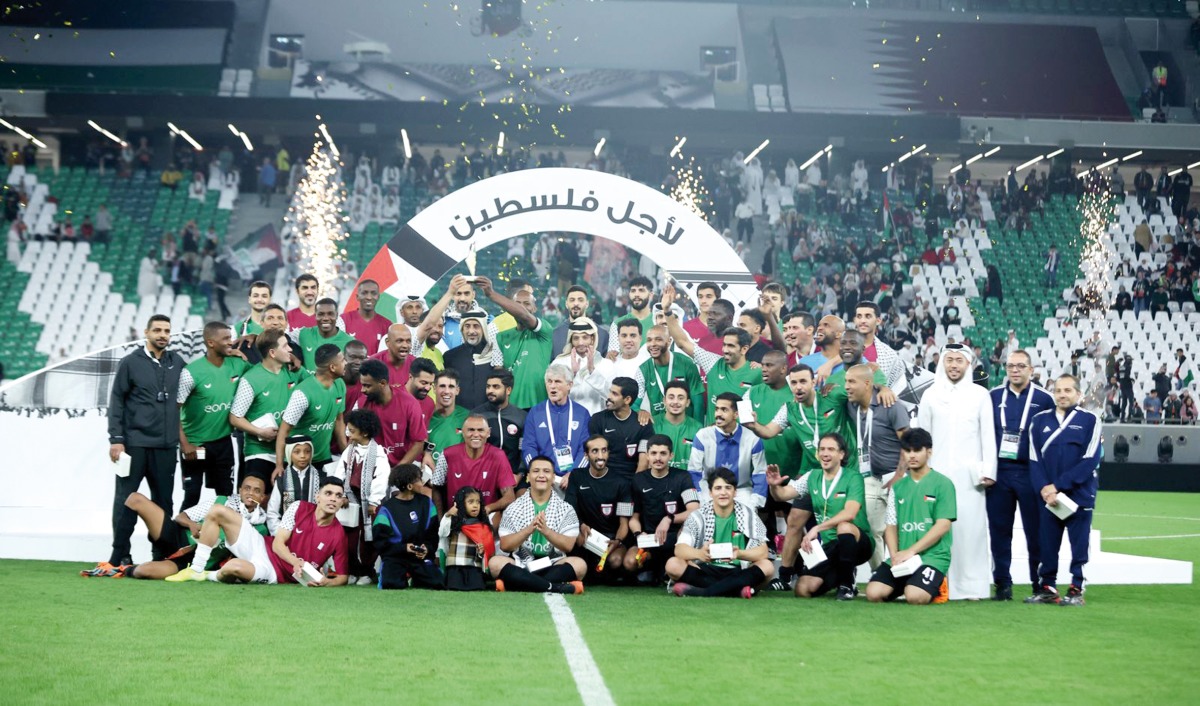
[89,263,1101,606]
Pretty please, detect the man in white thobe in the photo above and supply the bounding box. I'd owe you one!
[553,317,614,415]
[917,344,997,600]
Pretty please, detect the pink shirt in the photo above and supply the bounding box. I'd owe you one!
[683,317,723,355]
[863,342,878,363]
[370,350,413,389]
[267,501,349,583]
[358,388,427,465]
[286,307,317,332]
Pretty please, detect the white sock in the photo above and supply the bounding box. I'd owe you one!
[189,544,213,573]
[206,570,221,582]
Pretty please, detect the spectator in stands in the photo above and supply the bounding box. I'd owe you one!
[1153,364,1172,402]
[1143,389,1162,424]
[5,219,21,265]
[1152,61,1168,108]
[1134,219,1154,256]
[257,157,276,207]
[734,197,754,243]
[1181,392,1196,425]
[1134,165,1154,210]
[1171,166,1193,219]
[1156,166,1172,199]
[935,238,956,267]
[1109,167,1125,197]
[160,164,184,191]
[982,265,1004,308]
[941,300,961,328]
[1164,391,1183,424]
[1113,285,1132,315]
[1043,246,1060,289]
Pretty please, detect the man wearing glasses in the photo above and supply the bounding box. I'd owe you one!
[987,350,1054,601]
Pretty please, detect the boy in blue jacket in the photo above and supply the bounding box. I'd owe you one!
[1026,374,1102,607]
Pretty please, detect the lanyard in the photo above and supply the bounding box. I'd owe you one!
[1000,386,1035,435]
[496,408,505,448]
[545,401,574,447]
[856,405,873,459]
[820,468,843,520]
[1040,409,1077,455]
[796,398,820,448]
[652,354,675,395]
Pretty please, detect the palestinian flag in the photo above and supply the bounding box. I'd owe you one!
[343,228,447,320]
[223,224,282,282]
[1175,356,1195,390]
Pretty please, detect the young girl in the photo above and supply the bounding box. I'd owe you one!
[334,409,391,585]
[437,486,495,591]
[373,463,443,590]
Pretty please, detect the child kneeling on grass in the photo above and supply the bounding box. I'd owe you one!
[373,463,444,590]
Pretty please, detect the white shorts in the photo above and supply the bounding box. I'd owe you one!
[225,515,278,584]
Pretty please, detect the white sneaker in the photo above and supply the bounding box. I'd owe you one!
[355,575,374,586]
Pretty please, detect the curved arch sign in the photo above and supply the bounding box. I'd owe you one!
[346,167,760,314]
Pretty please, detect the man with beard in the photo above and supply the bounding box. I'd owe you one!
[285,274,320,332]
[799,315,845,382]
[341,340,369,413]
[416,310,446,370]
[341,279,393,353]
[610,318,651,382]
[355,358,427,467]
[917,344,997,600]
[481,275,554,409]
[853,301,906,390]
[682,281,724,354]
[236,280,272,338]
[588,377,655,481]
[177,322,248,510]
[553,285,609,354]
[566,435,633,582]
[296,298,355,374]
[623,435,700,583]
[742,350,802,538]
[554,317,615,415]
[395,294,426,343]
[607,275,656,353]
[472,367,527,479]
[652,381,703,472]
[635,325,705,422]
[371,323,415,388]
[441,277,491,350]
[443,310,502,409]
[661,284,759,426]
[405,357,438,426]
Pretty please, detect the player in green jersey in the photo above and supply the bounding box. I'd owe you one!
[866,428,955,605]
[637,325,706,422]
[229,329,308,481]
[275,344,347,479]
[479,274,554,409]
[767,432,873,600]
[652,380,703,472]
[426,368,470,469]
[177,322,248,508]
[296,298,356,374]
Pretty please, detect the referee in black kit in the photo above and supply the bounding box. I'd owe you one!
[83,315,185,577]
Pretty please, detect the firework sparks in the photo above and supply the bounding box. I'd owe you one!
[287,129,349,297]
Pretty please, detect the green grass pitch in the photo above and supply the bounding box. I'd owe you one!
[2,491,1198,705]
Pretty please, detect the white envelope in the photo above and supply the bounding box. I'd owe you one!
[583,530,611,557]
[637,534,661,549]
[336,503,361,527]
[251,413,278,430]
[296,562,324,586]
[113,452,132,478]
[527,556,554,573]
[799,540,827,568]
[1046,494,1079,520]
[709,542,734,561]
[891,553,923,577]
[736,399,756,424]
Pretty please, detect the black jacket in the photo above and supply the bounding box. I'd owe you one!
[107,347,185,448]
[442,343,494,410]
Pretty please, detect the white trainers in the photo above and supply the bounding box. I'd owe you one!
[355,575,374,586]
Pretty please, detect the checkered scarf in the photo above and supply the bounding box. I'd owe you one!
[677,500,766,550]
[498,492,579,565]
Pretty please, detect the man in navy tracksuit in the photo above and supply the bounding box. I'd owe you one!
[987,350,1054,601]
[1026,374,1102,607]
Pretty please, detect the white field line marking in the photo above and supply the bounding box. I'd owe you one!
[1105,533,1200,541]
[544,593,616,706]
[1102,514,1200,523]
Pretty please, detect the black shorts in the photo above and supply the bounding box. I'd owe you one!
[791,493,814,513]
[798,534,873,595]
[151,517,195,570]
[869,563,946,601]
[180,436,237,493]
[688,561,740,588]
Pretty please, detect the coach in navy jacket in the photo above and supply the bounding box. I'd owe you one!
[1028,375,1102,597]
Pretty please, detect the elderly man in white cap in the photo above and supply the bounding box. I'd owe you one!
[916,343,997,600]
[553,316,615,415]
